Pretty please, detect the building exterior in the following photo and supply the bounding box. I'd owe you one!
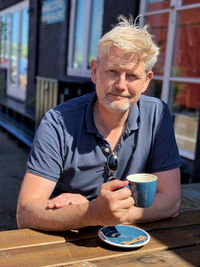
[0,0,138,145]
[0,0,199,180]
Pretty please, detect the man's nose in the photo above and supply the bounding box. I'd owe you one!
[115,74,127,90]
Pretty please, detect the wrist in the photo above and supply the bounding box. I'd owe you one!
[85,200,101,227]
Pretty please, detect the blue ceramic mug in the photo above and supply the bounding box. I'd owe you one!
[127,173,157,208]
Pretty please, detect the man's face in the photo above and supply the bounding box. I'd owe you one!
[91,46,153,112]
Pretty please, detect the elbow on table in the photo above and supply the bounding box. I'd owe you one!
[170,194,181,218]
[16,203,31,229]
[16,208,25,229]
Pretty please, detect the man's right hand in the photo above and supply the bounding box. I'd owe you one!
[90,179,134,226]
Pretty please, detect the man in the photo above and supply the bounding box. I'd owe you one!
[17,17,181,231]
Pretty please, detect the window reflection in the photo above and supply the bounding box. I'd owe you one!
[4,15,9,65]
[72,0,86,69]
[11,12,19,86]
[145,13,169,75]
[174,113,198,154]
[87,0,103,68]
[171,8,200,78]
[0,15,9,64]
[170,82,199,154]
[0,16,4,63]
[143,79,162,98]
[182,0,200,5]
[145,0,170,12]
[20,8,29,89]
[169,82,200,115]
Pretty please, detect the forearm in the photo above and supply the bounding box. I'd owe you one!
[17,197,96,231]
[128,191,181,223]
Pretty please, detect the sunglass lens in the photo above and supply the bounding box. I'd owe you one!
[107,153,118,172]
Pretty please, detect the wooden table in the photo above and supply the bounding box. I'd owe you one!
[181,183,200,210]
[0,209,200,267]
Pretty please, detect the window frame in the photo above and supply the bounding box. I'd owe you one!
[139,0,200,160]
[0,0,29,101]
[67,0,103,77]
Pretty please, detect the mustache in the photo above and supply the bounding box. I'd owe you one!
[106,88,132,98]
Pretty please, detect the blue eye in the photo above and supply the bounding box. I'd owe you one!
[127,74,135,79]
[127,74,140,80]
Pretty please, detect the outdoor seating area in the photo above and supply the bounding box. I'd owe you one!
[0,128,200,265]
[0,0,200,266]
[0,207,199,266]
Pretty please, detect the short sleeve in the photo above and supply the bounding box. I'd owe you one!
[26,109,66,181]
[147,103,182,172]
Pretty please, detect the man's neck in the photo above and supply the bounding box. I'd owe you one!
[93,101,129,150]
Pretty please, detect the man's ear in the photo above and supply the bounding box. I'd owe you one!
[90,60,98,84]
[141,71,153,94]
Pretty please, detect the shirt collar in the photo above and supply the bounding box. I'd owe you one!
[127,103,140,133]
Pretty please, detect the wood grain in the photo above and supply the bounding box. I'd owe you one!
[0,224,199,266]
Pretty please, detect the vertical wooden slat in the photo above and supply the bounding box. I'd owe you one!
[53,80,58,106]
[44,81,48,115]
[35,78,40,127]
[35,77,58,128]
[40,79,44,119]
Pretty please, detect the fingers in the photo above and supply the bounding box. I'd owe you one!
[92,180,134,225]
[47,193,88,209]
[48,198,71,209]
[108,189,134,210]
[101,180,132,202]
[102,179,129,191]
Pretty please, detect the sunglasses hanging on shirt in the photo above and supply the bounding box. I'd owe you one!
[107,152,118,172]
[96,138,119,182]
[106,152,118,182]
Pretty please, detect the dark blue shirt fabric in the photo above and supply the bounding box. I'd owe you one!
[27,92,181,200]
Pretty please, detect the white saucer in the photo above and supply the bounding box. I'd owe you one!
[98,225,150,248]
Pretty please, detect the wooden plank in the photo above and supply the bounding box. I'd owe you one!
[68,246,200,267]
[181,183,200,205]
[0,210,200,252]
[0,227,99,251]
[136,209,200,231]
[181,196,200,211]
[0,229,65,251]
[0,225,199,266]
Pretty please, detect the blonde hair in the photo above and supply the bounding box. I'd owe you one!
[97,16,159,72]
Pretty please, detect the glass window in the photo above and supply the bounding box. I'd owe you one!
[10,12,19,86]
[169,82,199,155]
[87,0,104,68]
[145,0,170,12]
[4,14,9,65]
[169,82,200,115]
[145,13,169,75]
[72,0,86,69]
[144,79,162,98]
[140,1,200,160]
[182,0,200,5]
[68,0,104,76]
[19,8,29,89]
[171,8,200,78]
[0,16,3,64]
[174,113,198,154]
[0,15,9,65]
[0,1,29,101]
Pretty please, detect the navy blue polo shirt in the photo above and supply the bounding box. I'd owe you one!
[27,92,181,200]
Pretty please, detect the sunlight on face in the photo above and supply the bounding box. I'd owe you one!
[91,46,152,112]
